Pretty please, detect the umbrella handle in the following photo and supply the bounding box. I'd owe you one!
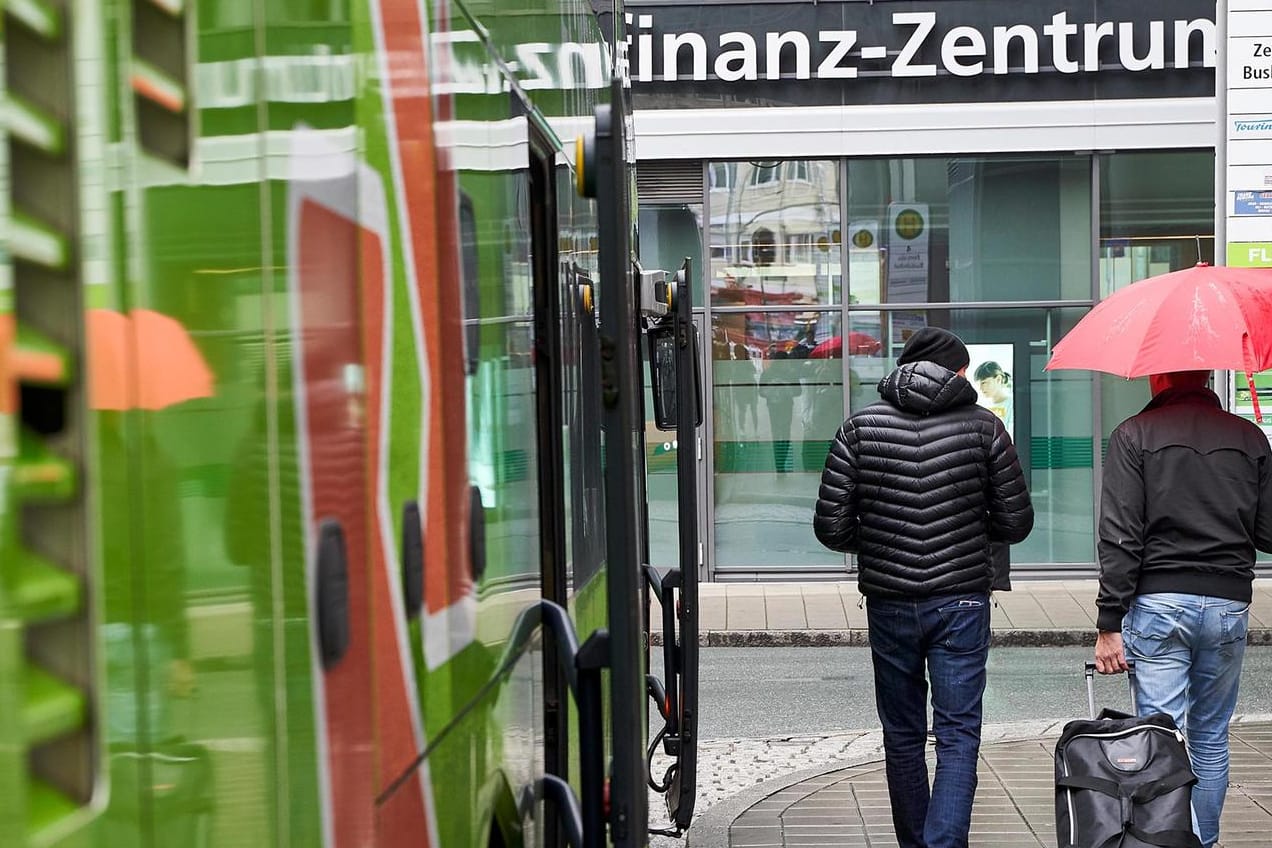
[1247,371,1263,424]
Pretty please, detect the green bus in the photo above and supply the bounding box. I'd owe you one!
[0,0,700,846]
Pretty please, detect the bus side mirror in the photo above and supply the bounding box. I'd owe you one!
[647,318,702,432]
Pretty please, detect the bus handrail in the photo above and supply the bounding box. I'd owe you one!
[497,599,608,848]
[540,775,584,848]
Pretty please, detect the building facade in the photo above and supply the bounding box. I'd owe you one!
[627,0,1269,579]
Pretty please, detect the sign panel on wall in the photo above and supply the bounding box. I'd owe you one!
[847,220,882,304]
[886,203,929,302]
[1222,1,1272,432]
[1223,2,1272,269]
[620,0,1217,109]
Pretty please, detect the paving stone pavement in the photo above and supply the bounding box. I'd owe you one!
[668,716,1272,848]
[646,577,1272,846]
[650,578,1272,647]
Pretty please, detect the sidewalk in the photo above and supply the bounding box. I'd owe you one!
[670,579,1272,847]
[686,716,1272,848]
[654,578,1272,647]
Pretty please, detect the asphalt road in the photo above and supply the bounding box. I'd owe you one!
[657,646,1272,741]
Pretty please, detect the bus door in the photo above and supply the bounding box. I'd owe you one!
[578,86,650,848]
[573,80,702,847]
[641,259,701,836]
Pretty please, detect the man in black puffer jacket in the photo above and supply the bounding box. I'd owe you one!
[814,327,1033,848]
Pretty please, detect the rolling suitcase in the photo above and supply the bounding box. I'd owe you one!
[1053,662,1202,848]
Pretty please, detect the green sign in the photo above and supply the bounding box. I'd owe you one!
[1227,242,1272,267]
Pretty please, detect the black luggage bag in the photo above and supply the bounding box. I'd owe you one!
[1053,662,1202,848]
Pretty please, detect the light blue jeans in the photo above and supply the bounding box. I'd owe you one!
[1122,592,1250,848]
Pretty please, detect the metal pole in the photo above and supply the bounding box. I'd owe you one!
[1216,0,1232,407]
[1217,0,1228,266]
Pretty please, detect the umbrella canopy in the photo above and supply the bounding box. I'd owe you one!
[1045,264,1272,378]
[3,309,213,412]
[86,308,214,410]
[809,332,882,359]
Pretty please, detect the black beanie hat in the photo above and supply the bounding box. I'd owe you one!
[897,327,970,372]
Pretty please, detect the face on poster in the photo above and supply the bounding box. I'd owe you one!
[967,344,1014,441]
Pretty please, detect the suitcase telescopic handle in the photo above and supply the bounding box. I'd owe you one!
[1084,661,1138,719]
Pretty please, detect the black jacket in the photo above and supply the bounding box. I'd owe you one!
[1096,387,1272,632]
[814,361,1034,599]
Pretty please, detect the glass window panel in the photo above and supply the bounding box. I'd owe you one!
[847,308,1093,565]
[709,162,736,191]
[644,380,681,569]
[712,310,845,570]
[709,160,842,308]
[638,203,705,305]
[644,311,701,571]
[1098,151,1215,297]
[461,156,539,587]
[1095,150,1226,548]
[847,156,1092,304]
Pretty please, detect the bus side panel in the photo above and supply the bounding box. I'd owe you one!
[259,4,374,846]
[412,646,542,848]
[110,5,361,846]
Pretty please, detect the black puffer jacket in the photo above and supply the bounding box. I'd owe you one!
[814,361,1034,598]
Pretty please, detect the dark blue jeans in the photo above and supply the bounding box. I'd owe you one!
[867,593,991,848]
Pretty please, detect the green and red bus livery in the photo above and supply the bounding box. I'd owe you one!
[0,1,701,847]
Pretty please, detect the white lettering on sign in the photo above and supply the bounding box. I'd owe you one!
[515,43,555,90]
[893,12,938,78]
[1083,22,1115,71]
[942,25,987,76]
[664,32,709,81]
[817,31,858,80]
[1119,20,1165,72]
[630,8,1217,83]
[768,31,811,81]
[197,52,357,109]
[717,32,758,82]
[1042,12,1079,73]
[993,24,1040,74]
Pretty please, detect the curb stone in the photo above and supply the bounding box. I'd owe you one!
[651,628,1272,648]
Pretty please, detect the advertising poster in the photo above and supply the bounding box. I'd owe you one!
[967,343,1014,442]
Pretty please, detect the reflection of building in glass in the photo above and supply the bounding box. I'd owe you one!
[710,161,841,358]
[710,160,840,310]
[638,148,1220,577]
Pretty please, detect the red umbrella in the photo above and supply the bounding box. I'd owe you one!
[86,308,214,410]
[809,332,882,359]
[1045,263,1272,418]
[1,309,214,412]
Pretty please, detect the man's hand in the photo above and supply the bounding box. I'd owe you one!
[1094,630,1129,674]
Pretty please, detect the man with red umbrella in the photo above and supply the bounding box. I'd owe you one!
[1093,369,1272,848]
[1046,262,1272,848]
